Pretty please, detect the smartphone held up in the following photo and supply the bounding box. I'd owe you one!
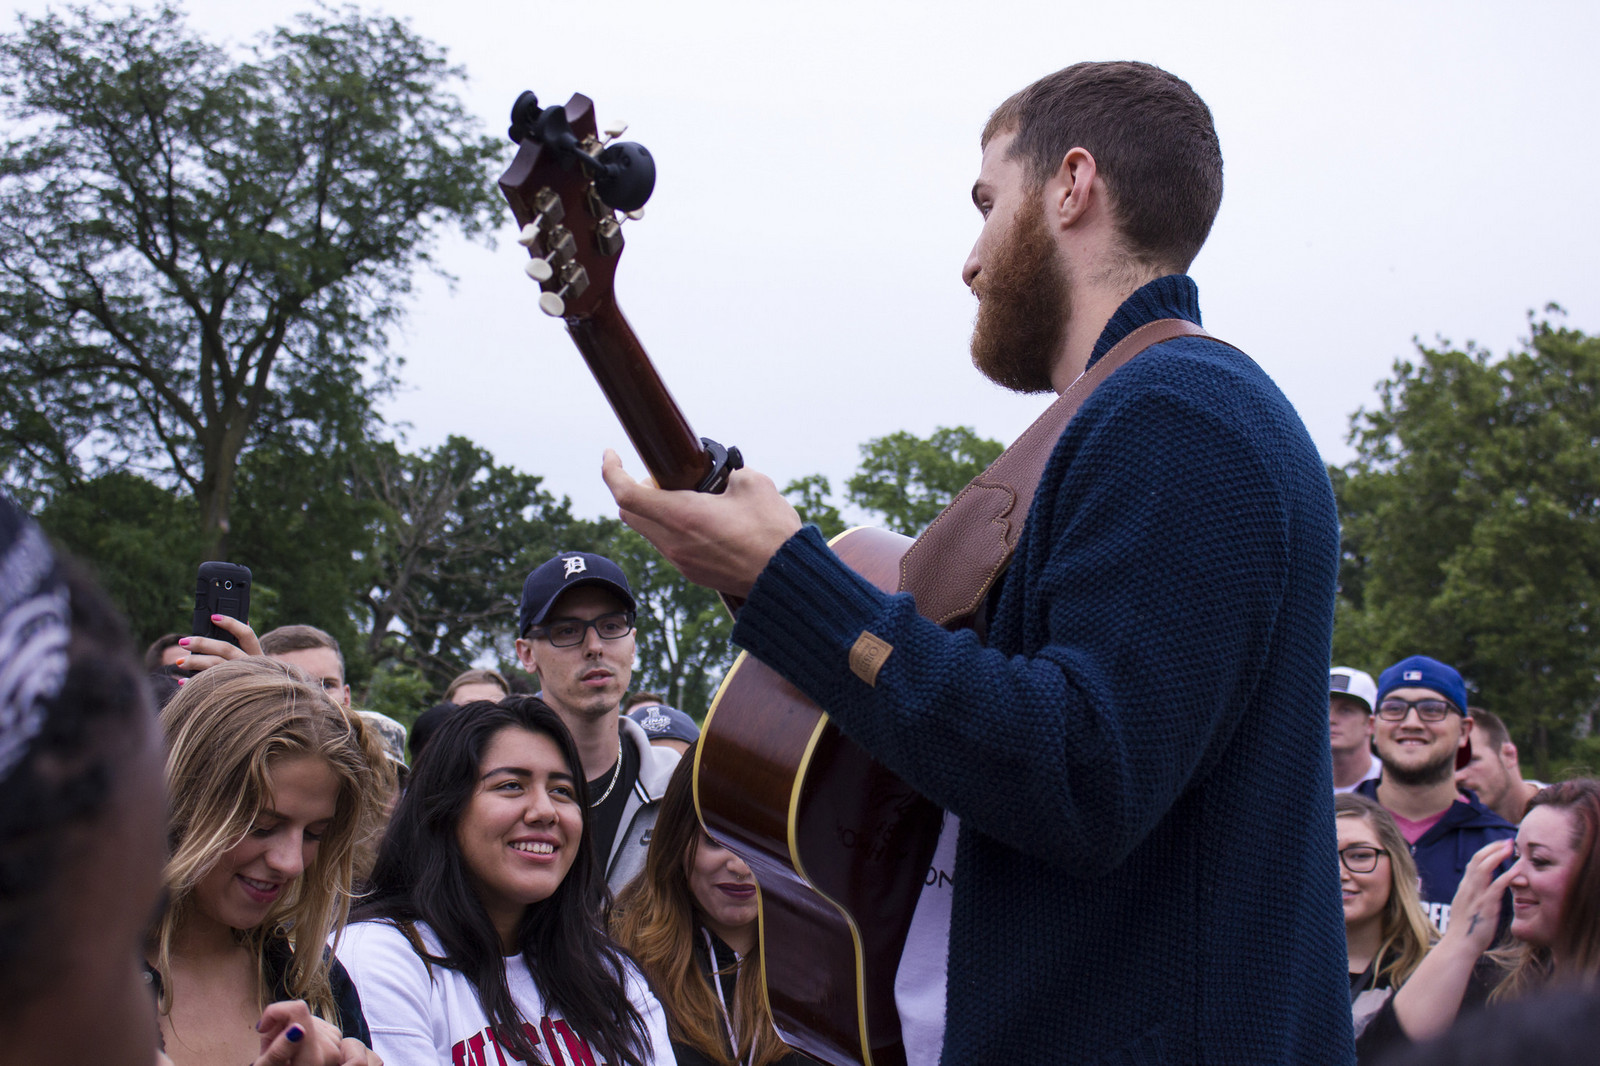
[192,561,251,647]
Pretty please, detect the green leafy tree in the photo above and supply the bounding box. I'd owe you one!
[846,425,1004,535]
[354,436,575,692]
[34,471,203,646]
[228,430,383,689]
[782,473,847,539]
[0,4,500,556]
[1333,311,1600,773]
[583,522,735,720]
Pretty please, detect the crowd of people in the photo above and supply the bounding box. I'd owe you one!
[1326,659,1600,1062]
[5,486,1597,1066]
[6,59,1600,1066]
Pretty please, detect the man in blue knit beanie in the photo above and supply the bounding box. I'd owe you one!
[605,62,1351,1064]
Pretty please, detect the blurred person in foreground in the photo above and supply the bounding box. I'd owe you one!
[0,497,165,1064]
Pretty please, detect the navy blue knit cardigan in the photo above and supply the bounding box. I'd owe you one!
[731,276,1355,1064]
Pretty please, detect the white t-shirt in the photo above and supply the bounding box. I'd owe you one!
[339,920,672,1066]
[893,812,958,1066]
[1333,752,1382,794]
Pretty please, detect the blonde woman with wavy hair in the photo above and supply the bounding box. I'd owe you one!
[1336,793,1436,1060]
[148,657,386,1066]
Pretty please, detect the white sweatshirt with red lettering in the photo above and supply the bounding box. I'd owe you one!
[339,920,671,1066]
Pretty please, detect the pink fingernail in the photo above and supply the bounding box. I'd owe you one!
[210,614,224,622]
[177,637,190,646]
[176,678,187,686]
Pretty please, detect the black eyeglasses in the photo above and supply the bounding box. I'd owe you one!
[1375,697,1458,722]
[1338,845,1389,874]
[526,611,635,648]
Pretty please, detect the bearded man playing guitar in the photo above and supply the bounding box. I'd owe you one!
[604,62,1354,1065]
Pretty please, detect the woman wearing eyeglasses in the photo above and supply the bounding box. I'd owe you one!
[1355,778,1600,1057]
[1335,794,1436,1061]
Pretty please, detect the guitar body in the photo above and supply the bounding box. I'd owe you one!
[694,526,943,1066]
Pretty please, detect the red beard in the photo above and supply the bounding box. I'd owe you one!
[969,194,1069,395]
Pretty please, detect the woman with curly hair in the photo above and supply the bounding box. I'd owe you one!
[612,749,816,1066]
[149,656,387,1065]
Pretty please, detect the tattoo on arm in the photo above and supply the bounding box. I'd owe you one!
[1467,914,1481,935]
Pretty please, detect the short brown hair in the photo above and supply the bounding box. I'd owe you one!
[983,61,1223,272]
[259,624,344,682]
[1470,708,1511,751]
[443,668,510,703]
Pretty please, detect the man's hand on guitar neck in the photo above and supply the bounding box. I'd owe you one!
[602,448,802,598]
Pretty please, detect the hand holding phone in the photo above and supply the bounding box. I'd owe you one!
[179,562,262,673]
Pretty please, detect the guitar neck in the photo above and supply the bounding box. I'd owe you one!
[567,300,713,492]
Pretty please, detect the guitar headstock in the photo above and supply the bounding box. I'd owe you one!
[498,92,656,320]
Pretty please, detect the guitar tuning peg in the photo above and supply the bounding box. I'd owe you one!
[601,119,628,142]
[523,257,554,282]
[516,223,540,248]
[536,263,589,317]
[625,208,645,221]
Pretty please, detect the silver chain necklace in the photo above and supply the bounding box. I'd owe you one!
[589,736,624,808]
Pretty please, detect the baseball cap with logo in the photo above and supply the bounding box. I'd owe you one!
[1376,654,1473,771]
[625,702,700,746]
[518,552,638,638]
[1329,666,1378,713]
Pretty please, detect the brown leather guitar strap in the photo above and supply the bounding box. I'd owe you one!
[898,318,1231,625]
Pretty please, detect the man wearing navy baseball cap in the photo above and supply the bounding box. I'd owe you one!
[513,551,681,893]
[1355,654,1514,932]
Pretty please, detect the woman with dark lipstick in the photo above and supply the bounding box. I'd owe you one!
[611,749,817,1066]
[149,656,386,1065]
[340,696,669,1065]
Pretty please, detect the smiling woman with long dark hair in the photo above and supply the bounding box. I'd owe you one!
[340,696,669,1065]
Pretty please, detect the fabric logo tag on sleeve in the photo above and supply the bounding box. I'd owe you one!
[848,631,893,687]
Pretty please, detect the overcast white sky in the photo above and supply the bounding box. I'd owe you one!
[30,0,1600,520]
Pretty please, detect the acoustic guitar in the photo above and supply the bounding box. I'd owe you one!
[498,91,940,1066]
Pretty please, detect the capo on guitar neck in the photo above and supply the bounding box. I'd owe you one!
[696,437,744,494]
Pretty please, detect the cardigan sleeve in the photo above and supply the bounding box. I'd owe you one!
[730,366,1296,869]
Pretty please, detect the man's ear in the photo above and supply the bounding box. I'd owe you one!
[1459,717,1474,748]
[514,637,540,675]
[1048,146,1099,231]
[1502,740,1520,768]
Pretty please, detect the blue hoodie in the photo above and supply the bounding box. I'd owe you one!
[1355,778,1515,931]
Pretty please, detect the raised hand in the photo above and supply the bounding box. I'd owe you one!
[177,614,263,672]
